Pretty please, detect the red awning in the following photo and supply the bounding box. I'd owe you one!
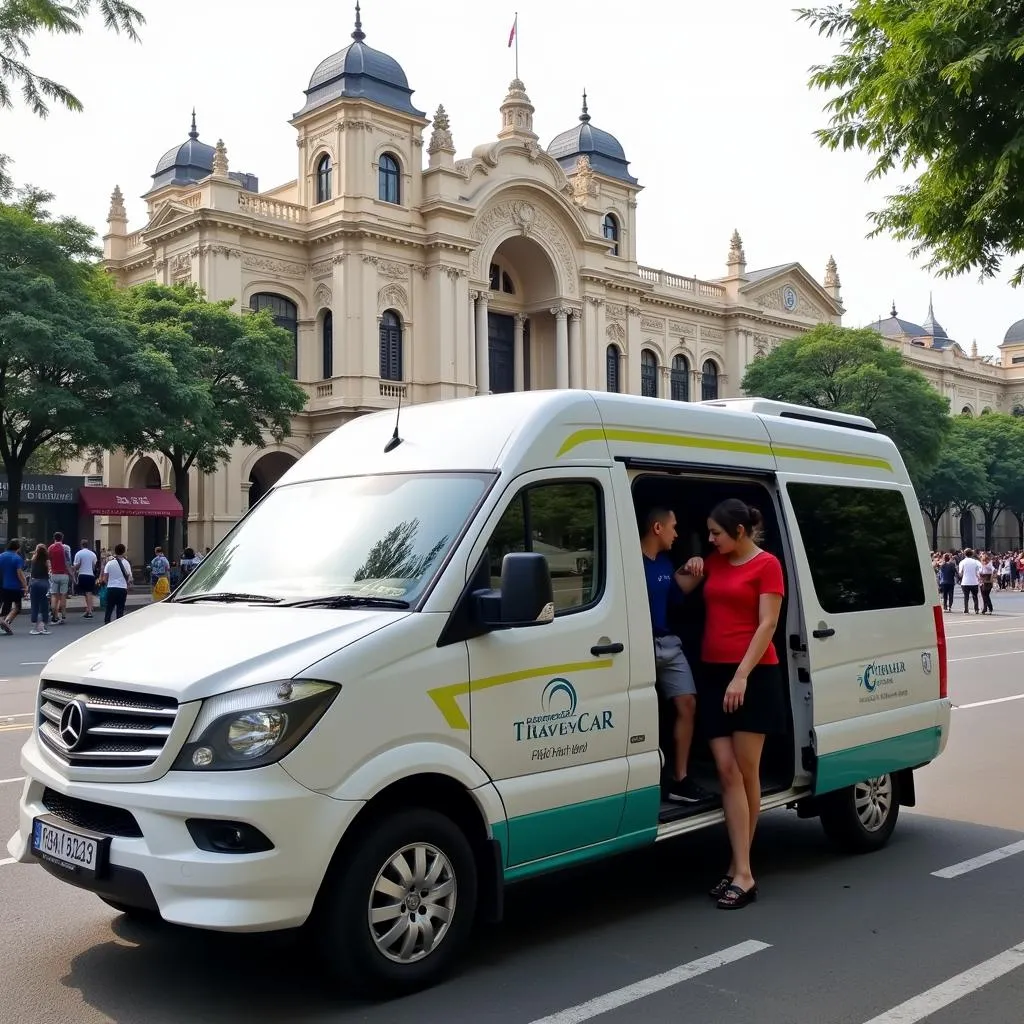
[79,487,183,518]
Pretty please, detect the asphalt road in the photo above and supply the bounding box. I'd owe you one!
[1,593,1023,1022]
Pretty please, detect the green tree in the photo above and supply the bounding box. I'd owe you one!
[354,519,447,583]
[916,417,990,550]
[0,189,151,541]
[799,2,1024,285]
[740,324,950,483]
[958,414,1024,549]
[116,282,308,558]
[1,0,144,195]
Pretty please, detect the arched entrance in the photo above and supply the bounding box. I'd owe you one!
[248,452,298,510]
[127,457,165,563]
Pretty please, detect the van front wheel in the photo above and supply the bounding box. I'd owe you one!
[315,809,478,996]
[819,774,900,853]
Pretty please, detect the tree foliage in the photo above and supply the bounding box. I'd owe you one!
[0,0,144,194]
[740,324,950,483]
[799,2,1024,285]
[115,283,308,556]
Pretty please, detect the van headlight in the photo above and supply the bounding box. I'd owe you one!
[173,680,339,771]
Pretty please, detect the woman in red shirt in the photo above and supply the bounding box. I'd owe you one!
[681,499,785,909]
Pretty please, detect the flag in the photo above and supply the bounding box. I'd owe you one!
[508,14,517,47]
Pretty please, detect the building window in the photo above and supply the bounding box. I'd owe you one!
[488,262,516,294]
[640,349,658,397]
[378,153,400,205]
[670,355,690,402]
[603,214,620,256]
[316,154,332,204]
[379,310,403,381]
[701,359,718,401]
[606,345,620,393]
[250,293,298,379]
[321,311,333,379]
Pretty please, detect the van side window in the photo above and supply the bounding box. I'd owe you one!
[487,481,603,614]
[787,483,925,613]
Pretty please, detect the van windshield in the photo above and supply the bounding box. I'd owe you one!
[174,472,493,606]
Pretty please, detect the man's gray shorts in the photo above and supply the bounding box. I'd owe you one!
[654,635,697,698]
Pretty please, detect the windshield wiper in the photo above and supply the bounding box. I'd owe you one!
[283,595,411,609]
[175,592,282,605]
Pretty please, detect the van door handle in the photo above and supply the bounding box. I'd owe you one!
[591,642,624,656]
[812,627,835,639]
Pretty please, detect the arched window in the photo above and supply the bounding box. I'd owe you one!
[606,345,621,393]
[701,359,719,401]
[379,310,403,381]
[603,214,620,256]
[378,153,400,205]
[316,154,332,204]
[960,406,974,417]
[321,311,333,380]
[641,349,658,398]
[671,355,690,402]
[488,262,516,294]
[250,293,298,379]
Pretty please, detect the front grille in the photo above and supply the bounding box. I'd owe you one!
[42,788,143,838]
[38,681,178,769]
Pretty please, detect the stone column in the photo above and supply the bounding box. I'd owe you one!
[568,309,582,389]
[552,306,570,390]
[475,291,490,394]
[468,289,476,389]
[514,313,527,392]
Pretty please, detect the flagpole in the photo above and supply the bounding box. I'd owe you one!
[515,12,519,79]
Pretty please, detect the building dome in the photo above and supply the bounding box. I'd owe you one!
[547,93,637,184]
[1002,318,1024,346]
[151,112,215,189]
[867,303,928,339]
[296,3,424,118]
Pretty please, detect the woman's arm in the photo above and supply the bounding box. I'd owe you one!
[674,556,706,595]
[724,593,783,712]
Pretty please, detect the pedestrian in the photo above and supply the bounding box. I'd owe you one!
[73,540,99,619]
[684,499,786,910]
[937,554,956,612]
[28,544,51,635]
[100,544,132,623]
[149,546,170,601]
[979,552,995,615]
[179,546,200,580]
[46,531,72,624]
[958,548,983,614]
[0,539,27,635]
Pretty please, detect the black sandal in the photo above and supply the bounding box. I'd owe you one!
[708,875,733,899]
[716,883,757,909]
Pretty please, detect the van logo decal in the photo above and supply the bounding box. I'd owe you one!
[513,676,614,757]
[541,678,577,717]
[921,652,932,675]
[857,659,909,704]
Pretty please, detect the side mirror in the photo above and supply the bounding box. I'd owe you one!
[476,552,554,629]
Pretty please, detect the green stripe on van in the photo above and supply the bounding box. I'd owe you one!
[815,727,942,795]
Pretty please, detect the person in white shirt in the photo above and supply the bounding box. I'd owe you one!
[958,548,983,614]
[99,543,133,624]
[72,540,99,619]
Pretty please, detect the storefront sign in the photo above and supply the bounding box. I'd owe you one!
[0,475,84,504]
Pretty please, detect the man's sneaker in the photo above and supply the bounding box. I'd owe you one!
[0,620,12,635]
[667,777,714,804]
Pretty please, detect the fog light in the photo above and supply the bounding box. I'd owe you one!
[186,818,274,854]
[192,746,214,767]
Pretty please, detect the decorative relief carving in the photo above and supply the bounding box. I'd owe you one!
[378,283,409,315]
[753,333,770,357]
[585,296,605,306]
[641,316,666,332]
[606,302,626,320]
[626,305,641,317]
[439,264,466,279]
[758,285,822,318]
[470,199,578,295]
[314,283,332,308]
[169,252,192,273]
[362,254,380,266]
[242,253,306,278]
[311,259,333,278]
[340,119,374,132]
[570,155,597,205]
[668,320,696,337]
[428,105,455,155]
[378,260,408,279]
[702,326,725,341]
[200,244,242,258]
[606,322,626,344]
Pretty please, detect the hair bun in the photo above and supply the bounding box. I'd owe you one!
[747,505,764,527]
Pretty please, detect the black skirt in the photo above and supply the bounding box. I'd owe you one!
[697,662,787,739]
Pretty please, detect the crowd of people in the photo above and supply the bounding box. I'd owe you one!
[931,548,1024,615]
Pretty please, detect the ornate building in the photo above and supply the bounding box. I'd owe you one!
[94,8,851,554]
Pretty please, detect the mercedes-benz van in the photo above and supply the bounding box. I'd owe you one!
[8,390,951,995]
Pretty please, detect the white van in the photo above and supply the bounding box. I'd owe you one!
[8,390,951,995]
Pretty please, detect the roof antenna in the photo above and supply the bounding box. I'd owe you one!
[384,390,403,452]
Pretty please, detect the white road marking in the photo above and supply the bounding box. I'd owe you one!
[19,662,46,667]
[527,939,771,1024]
[949,649,1024,663]
[946,627,1024,639]
[0,858,15,868]
[955,693,1024,710]
[858,940,1024,1023]
[0,776,25,785]
[931,840,1024,880]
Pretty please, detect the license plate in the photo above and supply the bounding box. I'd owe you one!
[31,815,109,877]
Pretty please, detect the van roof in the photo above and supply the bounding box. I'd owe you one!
[280,390,906,486]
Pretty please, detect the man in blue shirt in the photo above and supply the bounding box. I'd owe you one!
[641,508,711,804]
[0,539,27,634]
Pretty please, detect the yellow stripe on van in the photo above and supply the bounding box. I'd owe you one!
[427,659,614,731]
[557,427,891,471]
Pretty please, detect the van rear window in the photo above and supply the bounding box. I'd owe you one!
[786,483,926,613]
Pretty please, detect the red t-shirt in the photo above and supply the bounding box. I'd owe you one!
[701,550,785,665]
[47,542,68,575]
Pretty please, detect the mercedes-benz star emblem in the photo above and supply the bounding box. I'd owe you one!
[59,699,87,750]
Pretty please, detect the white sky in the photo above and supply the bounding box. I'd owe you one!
[5,0,1021,355]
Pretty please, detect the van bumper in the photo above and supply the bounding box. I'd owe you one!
[7,734,363,932]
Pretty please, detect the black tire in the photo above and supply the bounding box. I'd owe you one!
[819,773,900,853]
[313,808,478,997]
[98,897,160,921]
